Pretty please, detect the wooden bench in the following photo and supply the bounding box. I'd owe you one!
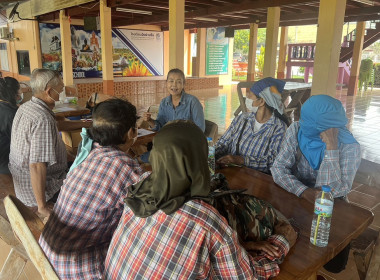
[351,221,379,280]
[0,174,30,279]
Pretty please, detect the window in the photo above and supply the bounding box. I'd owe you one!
[0,43,9,71]
[17,50,30,76]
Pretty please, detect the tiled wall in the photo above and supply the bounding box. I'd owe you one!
[76,77,219,99]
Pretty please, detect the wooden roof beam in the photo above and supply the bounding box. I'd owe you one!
[127,0,316,26]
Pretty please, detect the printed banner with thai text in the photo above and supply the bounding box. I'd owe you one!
[206,27,229,75]
[39,23,164,78]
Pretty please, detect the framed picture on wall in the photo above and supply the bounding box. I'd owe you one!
[17,50,31,76]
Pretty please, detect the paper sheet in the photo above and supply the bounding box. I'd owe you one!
[138,128,155,137]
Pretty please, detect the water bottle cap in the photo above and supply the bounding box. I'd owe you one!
[322,185,331,192]
[207,137,212,141]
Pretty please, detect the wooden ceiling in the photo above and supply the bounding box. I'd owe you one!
[38,0,380,30]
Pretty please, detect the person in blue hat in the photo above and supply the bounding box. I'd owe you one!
[271,94,360,201]
[215,77,290,173]
[271,94,360,274]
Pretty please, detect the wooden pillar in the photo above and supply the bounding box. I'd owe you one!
[195,28,206,77]
[304,67,310,83]
[59,10,73,86]
[347,22,366,96]
[187,30,192,76]
[31,19,42,69]
[263,7,280,78]
[99,0,114,95]
[247,23,258,82]
[169,0,184,71]
[277,26,288,79]
[311,0,347,96]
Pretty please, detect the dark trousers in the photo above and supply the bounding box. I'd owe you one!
[323,243,350,273]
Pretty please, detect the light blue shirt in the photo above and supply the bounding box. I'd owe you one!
[154,92,205,132]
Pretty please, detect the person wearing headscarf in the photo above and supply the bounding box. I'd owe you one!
[271,94,360,200]
[215,77,290,173]
[104,121,291,280]
[271,94,360,274]
[39,99,150,280]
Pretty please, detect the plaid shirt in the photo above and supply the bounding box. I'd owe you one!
[215,112,286,173]
[271,122,361,198]
[39,144,150,280]
[8,97,66,206]
[105,199,289,280]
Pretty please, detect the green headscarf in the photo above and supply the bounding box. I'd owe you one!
[125,120,211,218]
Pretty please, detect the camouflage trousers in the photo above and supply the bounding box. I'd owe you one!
[210,173,283,242]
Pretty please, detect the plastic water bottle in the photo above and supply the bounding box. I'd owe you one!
[207,137,215,175]
[310,185,334,247]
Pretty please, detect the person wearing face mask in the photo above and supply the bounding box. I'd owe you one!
[9,69,91,218]
[0,77,22,175]
[39,98,150,280]
[8,69,68,218]
[215,77,290,173]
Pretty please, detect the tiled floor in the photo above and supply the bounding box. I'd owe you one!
[2,84,380,279]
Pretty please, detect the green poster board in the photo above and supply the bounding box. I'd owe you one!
[206,27,229,75]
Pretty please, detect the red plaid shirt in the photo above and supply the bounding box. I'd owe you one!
[39,144,149,280]
[105,199,289,279]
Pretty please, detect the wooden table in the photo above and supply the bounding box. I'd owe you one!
[219,167,374,280]
[53,103,90,118]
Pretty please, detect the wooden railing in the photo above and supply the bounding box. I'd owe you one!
[287,43,316,62]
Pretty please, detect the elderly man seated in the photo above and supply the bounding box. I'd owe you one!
[8,69,90,218]
[271,94,360,274]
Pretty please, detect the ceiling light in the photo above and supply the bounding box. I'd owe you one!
[193,17,218,22]
[351,0,374,5]
[116,8,152,15]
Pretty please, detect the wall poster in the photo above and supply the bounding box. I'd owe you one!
[39,23,164,78]
[206,27,229,75]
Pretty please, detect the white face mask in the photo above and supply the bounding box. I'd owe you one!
[245,97,258,113]
[51,88,66,104]
[16,93,23,104]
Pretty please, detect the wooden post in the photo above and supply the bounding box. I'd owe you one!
[59,10,74,87]
[277,27,288,79]
[347,22,366,96]
[169,0,185,71]
[195,28,206,77]
[263,7,280,78]
[247,23,258,82]
[99,0,114,95]
[311,0,347,96]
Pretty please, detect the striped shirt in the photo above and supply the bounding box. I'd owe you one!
[271,122,361,198]
[8,97,66,206]
[215,112,287,173]
[39,144,150,280]
[104,199,289,280]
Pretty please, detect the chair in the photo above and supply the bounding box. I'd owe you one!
[205,120,218,142]
[234,80,311,122]
[4,195,59,280]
